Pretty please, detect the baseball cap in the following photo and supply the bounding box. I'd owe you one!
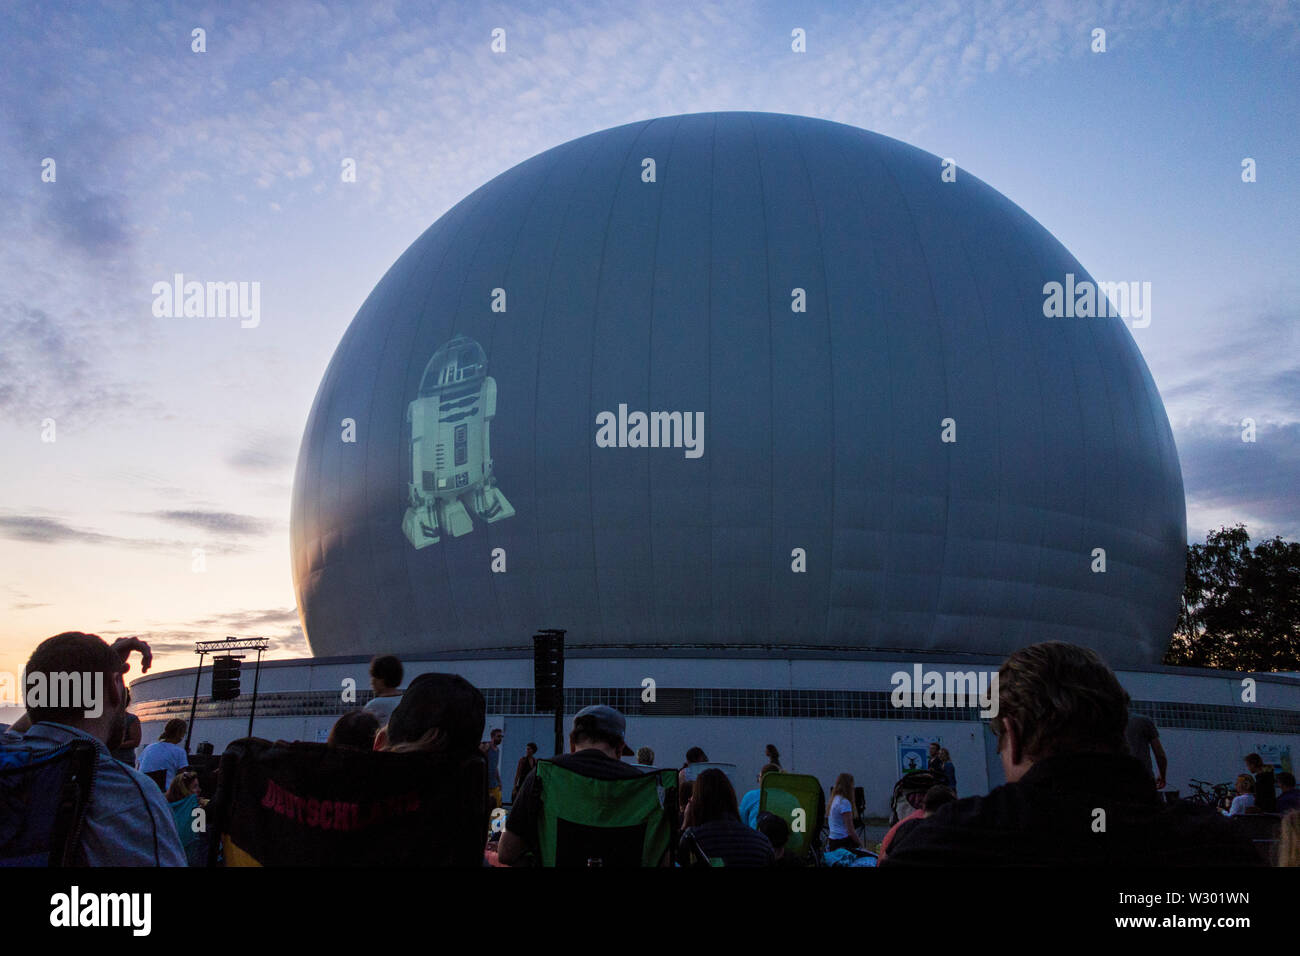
[573,704,635,756]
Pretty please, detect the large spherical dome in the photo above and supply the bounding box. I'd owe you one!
[291,111,1185,667]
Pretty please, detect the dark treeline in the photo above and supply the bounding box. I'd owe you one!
[1165,525,1300,672]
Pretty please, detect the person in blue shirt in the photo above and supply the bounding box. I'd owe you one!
[6,631,186,866]
[739,763,782,827]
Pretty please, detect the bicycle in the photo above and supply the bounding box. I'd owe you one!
[1185,778,1235,810]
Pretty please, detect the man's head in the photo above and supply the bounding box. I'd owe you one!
[526,742,538,756]
[1245,753,1266,773]
[685,746,708,765]
[23,631,128,746]
[569,705,634,758]
[489,728,503,748]
[928,742,940,757]
[636,745,655,765]
[1277,771,1296,792]
[989,642,1128,783]
[369,655,403,693]
[923,785,957,815]
[384,673,484,756]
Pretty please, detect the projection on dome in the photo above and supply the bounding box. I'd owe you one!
[402,335,515,548]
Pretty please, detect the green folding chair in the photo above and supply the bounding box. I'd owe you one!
[759,771,825,865]
[534,762,677,867]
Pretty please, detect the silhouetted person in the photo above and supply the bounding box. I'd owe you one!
[885,642,1261,867]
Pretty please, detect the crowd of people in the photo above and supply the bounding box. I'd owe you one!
[2,631,1298,868]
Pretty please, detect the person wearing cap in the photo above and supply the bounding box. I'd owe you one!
[498,704,643,866]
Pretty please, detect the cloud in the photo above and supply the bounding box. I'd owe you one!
[0,512,254,553]
[0,303,139,422]
[104,617,309,666]
[226,432,296,473]
[1159,306,1300,427]
[1178,421,1300,541]
[187,607,302,629]
[0,515,123,546]
[148,510,275,536]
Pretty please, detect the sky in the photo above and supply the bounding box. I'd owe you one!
[0,0,1297,701]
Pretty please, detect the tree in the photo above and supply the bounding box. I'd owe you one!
[1165,525,1300,671]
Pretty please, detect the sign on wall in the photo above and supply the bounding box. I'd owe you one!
[897,735,939,777]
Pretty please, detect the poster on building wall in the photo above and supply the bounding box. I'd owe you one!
[897,734,939,777]
[1255,743,1292,774]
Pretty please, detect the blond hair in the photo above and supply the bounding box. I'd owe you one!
[1278,813,1300,867]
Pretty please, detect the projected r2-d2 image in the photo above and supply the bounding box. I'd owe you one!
[402,335,514,548]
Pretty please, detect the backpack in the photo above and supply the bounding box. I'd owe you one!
[0,737,98,866]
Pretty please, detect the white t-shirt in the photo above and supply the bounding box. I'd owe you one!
[828,794,853,838]
[137,740,188,790]
[363,693,402,726]
[1226,794,1255,817]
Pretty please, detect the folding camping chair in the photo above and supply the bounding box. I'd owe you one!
[206,737,488,866]
[0,738,98,867]
[759,771,825,866]
[531,762,678,867]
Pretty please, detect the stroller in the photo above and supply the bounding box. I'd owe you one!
[888,770,948,825]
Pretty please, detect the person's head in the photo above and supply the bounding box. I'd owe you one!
[636,746,655,765]
[569,705,634,759]
[831,772,854,803]
[489,728,503,748]
[758,762,780,784]
[923,785,957,815]
[937,747,951,763]
[691,768,740,824]
[1278,772,1296,792]
[384,673,484,756]
[22,631,129,746]
[1236,773,1256,795]
[369,655,403,693]
[756,811,789,857]
[989,642,1128,783]
[684,746,708,766]
[327,710,381,750]
[765,744,780,761]
[1245,753,1265,773]
[166,770,200,802]
[196,741,214,756]
[928,742,940,756]
[1279,812,1300,867]
[160,718,187,743]
[526,742,538,757]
